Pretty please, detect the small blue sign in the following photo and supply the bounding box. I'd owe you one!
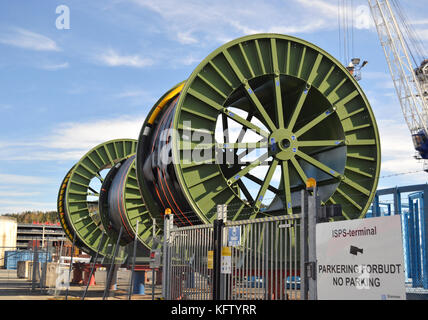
[228,226,241,246]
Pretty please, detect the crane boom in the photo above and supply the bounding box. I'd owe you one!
[367,0,428,159]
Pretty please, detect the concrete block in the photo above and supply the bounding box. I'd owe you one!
[41,262,59,288]
[27,262,41,282]
[55,266,71,290]
[17,261,31,278]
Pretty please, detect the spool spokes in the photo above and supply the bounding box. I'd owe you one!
[212,73,347,217]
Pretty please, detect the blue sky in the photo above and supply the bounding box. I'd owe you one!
[0,0,427,214]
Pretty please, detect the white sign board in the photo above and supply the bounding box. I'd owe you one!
[316,215,406,300]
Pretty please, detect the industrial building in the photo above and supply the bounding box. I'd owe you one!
[16,223,66,250]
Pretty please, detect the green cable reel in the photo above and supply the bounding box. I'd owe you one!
[58,33,381,257]
[169,33,380,222]
[60,139,137,259]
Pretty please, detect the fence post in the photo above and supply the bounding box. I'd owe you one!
[162,213,174,299]
[41,240,50,293]
[300,189,309,300]
[213,204,226,300]
[83,231,105,300]
[103,226,123,300]
[151,218,156,300]
[213,219,223,300]
[53,239,64,297]
[127,221,139,300]
[220,205,229,300]
[65,231,76,299]
[31,240,40,292]
[307,186,320,300]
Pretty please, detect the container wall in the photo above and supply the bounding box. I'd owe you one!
[0,217,18,268]
[4,250,52,270]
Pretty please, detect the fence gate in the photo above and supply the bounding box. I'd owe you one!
[163,221,214,300]
[162,212,303,300]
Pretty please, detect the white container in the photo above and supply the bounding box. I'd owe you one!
[0,217,17,268]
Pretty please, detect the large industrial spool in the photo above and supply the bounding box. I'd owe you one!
[58,33,381,257]
[136,33,381,229]
[58,139,161,259]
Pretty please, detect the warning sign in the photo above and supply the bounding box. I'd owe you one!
[316,215,406,300]
[221,246,232,274]
[207,250,213,270]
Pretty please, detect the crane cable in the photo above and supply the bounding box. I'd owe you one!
[338,0,342,63]
[390,0,427,68]
[338,0,355,66]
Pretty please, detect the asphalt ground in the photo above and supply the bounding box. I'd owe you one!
[1,268,427,301]
[0,268,161,300]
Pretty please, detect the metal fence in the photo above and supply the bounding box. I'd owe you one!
[222,216,301,300]
[163,213,302,300]
[0,240,148,300]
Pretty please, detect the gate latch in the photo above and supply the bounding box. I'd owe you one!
[305,261,317,280]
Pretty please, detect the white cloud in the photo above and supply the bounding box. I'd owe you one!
[0,115,146,161]
[130,0,347,45]
[0,200,56,214]
[415,28,428,41]
[376,119,427,184]
[112,89,157,107]
[0,191,41,197]
[46,116,145,150]
[296,0,337,16]
[377,119,414,158]
[114,89,147,98]
[381,158,423,173]
[0,173,52,185]
[40,62,69,70]
[376,80,395,90]
[1,150,90,161]
[363,71,391,81]
[177,54,202,66]
[411,19,428,26]
[0,27,60,51]
[96,48,153,68]
[177,31,199,45]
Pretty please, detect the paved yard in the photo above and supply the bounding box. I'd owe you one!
[0,268,161,300]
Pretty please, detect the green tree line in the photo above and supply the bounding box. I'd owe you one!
[3,211,59,224]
